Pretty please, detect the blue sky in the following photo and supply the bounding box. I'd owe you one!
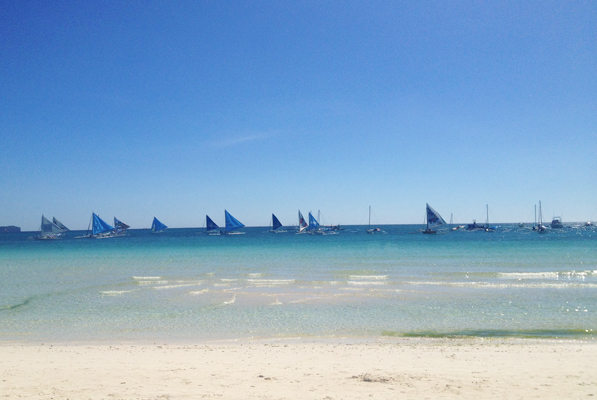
[1,0,595,230]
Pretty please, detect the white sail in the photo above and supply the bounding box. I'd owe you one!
[426,203,446,230]
[298,210,308,232]
[41,215,63,237]
[52,217,69,232]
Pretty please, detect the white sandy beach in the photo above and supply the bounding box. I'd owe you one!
[1,338,596,399]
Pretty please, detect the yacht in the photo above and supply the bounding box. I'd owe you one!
[550,217,564,229]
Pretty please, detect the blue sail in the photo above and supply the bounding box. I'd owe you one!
[206,215,219,231]
[272,214,282,231]
[151,217,167,232]
[308,212,319,230]
[225,210,244,232]
[92,213,114,235]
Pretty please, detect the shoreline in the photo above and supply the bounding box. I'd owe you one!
[2,337,596,399]
[3,332,596,347]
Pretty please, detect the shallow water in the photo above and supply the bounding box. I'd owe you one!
[1,224,595,342]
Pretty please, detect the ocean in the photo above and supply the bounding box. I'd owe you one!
[1,224,595,343]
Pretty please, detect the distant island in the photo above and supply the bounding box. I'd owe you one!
[0,226,21,233]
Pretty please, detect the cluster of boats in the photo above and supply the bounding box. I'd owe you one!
[206,210,341,236]
[33,213,136,240]
[426,201,588,235]
[31,202,591,239]
[32,209,344,239]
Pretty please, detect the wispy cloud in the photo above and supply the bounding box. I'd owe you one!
[210,132,277,148]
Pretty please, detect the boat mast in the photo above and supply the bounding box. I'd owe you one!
[539,201,543,226]
[86,213,93,236]
[486,204,489,228]
[369,206,371,227]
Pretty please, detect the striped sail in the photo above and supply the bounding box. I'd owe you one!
[298,210,308,232]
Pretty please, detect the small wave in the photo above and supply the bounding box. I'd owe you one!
[99,290,137,296]
[248,273,263,277]
[189,289,209,295]
[348,280,388,286]
[499,272,559,279]
[223,295,236,305]
[498,270,597,280]
[132,276,162,280]
[405,281,597,289]
[137,280,168,285]
[270,299,283,305]
[247,279,295,285]
[153,283,200,290]
[349,275,388,280]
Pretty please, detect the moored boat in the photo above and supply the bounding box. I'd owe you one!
[535,201,548,233]
[366,206,382,234]
[551,217,564,229]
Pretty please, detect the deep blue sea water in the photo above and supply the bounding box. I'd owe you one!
[1,224,596,343]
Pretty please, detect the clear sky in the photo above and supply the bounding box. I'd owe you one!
[1,0,595,231]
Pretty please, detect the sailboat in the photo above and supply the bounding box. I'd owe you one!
[34,215,66,240]
[308,212,324,235]
[366,206,381,234]
[113,217,130,236]
[76,213,115,238]
[297,210,308,234]
[52,217,69,232]
[484,204,495,232]
[270,213,285,233]
[206,215,220,235]
[224,210,245,234]
[536,201,547,233]
[423,203,446,234]
[151,217,167,233]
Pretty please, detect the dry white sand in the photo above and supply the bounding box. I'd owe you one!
[1,338,596,399]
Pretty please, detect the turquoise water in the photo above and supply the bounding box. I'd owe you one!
[1,225,596,342]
